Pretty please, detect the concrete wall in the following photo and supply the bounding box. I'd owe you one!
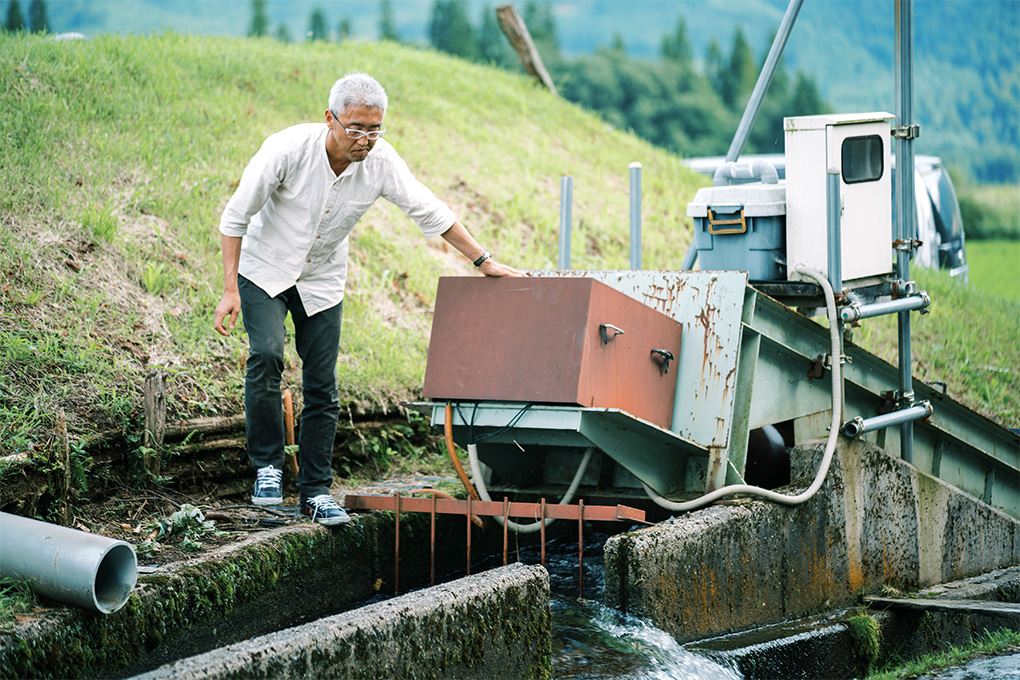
[131,563,552,680]
[603,437,1020,643]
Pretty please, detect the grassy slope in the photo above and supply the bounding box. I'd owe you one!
[0,33,699,455]
[0,33,1016,462]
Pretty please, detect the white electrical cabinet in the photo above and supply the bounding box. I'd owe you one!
[784,112,894,284]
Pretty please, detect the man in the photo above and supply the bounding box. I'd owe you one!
[213,73,520,526]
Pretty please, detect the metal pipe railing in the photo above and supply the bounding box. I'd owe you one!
[630,162,642,270]
[895,0,918,463]
[841,291,930,323]
[843,401,933,438]
[725,0,805,162]
[0,512,138,614]
[558,175,573,269]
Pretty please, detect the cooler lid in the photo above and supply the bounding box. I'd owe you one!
[686,183,787,218]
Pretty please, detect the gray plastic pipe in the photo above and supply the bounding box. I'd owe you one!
[0,512,138,614]
[642,264,843,511]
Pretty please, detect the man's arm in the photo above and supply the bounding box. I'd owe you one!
[440,221,523,277]
[213,234,243,336]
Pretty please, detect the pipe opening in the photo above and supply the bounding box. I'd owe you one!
[93,543,138,613]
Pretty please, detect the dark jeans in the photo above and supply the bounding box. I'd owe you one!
[238,275,342,501]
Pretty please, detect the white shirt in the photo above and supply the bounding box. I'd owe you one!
[219,123,457,316]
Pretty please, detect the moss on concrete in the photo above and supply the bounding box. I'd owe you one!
[0,517,371,678]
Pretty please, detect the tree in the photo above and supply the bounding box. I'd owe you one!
[249,0,269,37]
[428,0,476,60]
[522,0,558,56]
[379,0,399,42]
[661,16,692,67]
[275,22,292,43]
[476,5,512,67]
[719,27,757,110]
[337,17,351,41]
[4,0,25,32]
[788,72,825,117]
[307,7,327,41]
[27,0,47,33]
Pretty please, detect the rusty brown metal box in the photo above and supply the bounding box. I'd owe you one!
[422,277,682,429]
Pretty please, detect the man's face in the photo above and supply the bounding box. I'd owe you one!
[326,105,384,166]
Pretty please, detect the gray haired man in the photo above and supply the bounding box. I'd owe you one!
[213,73,520,525]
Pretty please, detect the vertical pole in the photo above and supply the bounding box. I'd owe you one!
[895,0,916,463]
[577,499,584,600]
[502,497,510,566]
[827,168,846,422]
[539,498,547,568]
[394,492,400,596]
[466,495,472,576]
[559,176,573,270]
[629,162,642,270]
[429,494,436,587]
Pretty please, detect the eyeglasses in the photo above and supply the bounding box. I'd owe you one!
[330,111,385,140]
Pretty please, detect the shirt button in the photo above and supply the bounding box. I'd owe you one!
[325,209,330,213]
[306,258,311,263]
[317,234,321,239]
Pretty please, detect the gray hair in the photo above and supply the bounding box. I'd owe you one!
[328,73,388,115]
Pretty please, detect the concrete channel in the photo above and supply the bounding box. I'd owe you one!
[2,436,1017,679]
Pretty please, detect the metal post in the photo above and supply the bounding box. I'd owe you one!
[394,492,401,596]
[826,170,843,296]
[895,0,917,463]
[558,176,573,270]
[629,162,642,270]
[827,169,846,422]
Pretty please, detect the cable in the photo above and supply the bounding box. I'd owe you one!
[469,443,594,534]
[641,264,843,511]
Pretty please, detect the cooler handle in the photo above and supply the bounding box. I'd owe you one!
[707,208,747,235]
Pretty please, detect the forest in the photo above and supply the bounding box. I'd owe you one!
[8,0,1018,184]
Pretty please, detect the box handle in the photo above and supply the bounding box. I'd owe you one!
[707,208,747,235]
[650,348,675,375]
[599,323,625,345]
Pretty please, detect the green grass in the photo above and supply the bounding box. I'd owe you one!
[959,183,1020,241]
[0,32,699,460]
[0,578,37,626]
[852,266,1020,427]
[867,628,1020,680]
[966,240,1020,300]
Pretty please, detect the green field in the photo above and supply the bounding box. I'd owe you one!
[966,239,1020,301]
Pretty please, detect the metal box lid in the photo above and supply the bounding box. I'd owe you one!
[422,277,683,430]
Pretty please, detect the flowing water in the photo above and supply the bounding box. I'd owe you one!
[502,531,743,680]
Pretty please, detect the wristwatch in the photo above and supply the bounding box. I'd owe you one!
[472,249,492,267]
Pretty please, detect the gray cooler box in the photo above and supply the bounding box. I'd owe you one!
[686,182,787,281]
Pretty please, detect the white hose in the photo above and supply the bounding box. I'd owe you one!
[468,443,594,533]
[642,264,843,511]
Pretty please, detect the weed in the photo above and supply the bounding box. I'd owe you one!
[0,577,37,625]
[79,203,120,244]
[140,262,174,296]
[867,628,1020,679]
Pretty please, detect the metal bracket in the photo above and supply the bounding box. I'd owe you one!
[650,348,675,375]
[599,323,625,345]
[891,124,921,140]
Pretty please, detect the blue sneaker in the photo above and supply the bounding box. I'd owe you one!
[251,465,283,506]
[302,494,350,526]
